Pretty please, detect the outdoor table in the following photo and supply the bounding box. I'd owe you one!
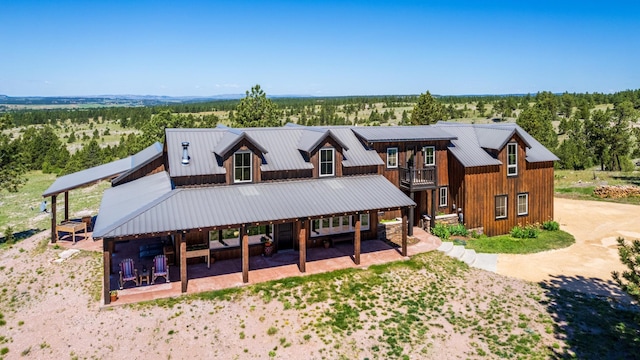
[56,221,87,243]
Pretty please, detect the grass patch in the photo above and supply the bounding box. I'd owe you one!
[465,230,575,254]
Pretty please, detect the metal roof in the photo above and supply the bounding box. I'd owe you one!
[297,128,349,153]
[245,128,314,171]
[434,122,558,167]
[43,157,131,197]
[325,127,384,167]
[352,126,457,142]
[112,142,163,185]
[213,129,268,157]
[93,174,415,239]
[166,129,227,176]
[93,171,174,238]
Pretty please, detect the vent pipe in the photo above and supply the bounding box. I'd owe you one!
[181,142,190,165]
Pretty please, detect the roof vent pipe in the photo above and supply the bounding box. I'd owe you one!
[181,142,190,166]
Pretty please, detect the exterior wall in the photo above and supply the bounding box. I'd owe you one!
[261,169,313,181]
[113,157,165,186]
[343,165,378,176]
[173,174,225,187]
[460,135,553,236]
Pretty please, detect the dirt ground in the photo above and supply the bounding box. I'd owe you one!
[498,197,640,297]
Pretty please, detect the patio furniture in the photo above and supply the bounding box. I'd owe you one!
[139,268,151,286]
[152,255,169,284]
[56,221,87,243]
[119,258,139,289]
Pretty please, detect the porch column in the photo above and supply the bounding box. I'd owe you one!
[103,238,111,305]
[241,225,249,283]
[179,232,187,293]
[64,191,69,221]
[50,195,57,243]
[401,207,408,257]
[430,189,437,230]
[408,192,414,236]
[298,219,307,273]
[354,215,361,265]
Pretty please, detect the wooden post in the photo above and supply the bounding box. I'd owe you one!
[401,207,408,257]
[354,215,361,265]
[64,191,69,221]
[179,233,187,293]
[218,229,223,242]
[241,225,249,283]
[408,192,414,236]
[298,219,307,273]
[51,195,57,243]
[103,238,111,305]
[430,189,437,230]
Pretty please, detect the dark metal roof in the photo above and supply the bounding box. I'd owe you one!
[93,171,174,238]
[93,174,415,239]
[352,126,457,142]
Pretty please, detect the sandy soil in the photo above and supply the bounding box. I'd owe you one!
[498,197,640,296]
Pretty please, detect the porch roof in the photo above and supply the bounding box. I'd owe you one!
[93,174,415,239]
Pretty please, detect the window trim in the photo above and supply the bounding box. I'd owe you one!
[386,147,398,168]
[423,146,435,166]
[311,214,370,237]
[439,187,448,207]
[507,143,517,176]
[517,193,529,216]
[319,148,335,177]
[495,195,508,219]
[233,151,252,183]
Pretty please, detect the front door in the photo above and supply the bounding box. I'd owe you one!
[276,223,294,250]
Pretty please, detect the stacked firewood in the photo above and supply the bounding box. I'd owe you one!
[593,185,640,198]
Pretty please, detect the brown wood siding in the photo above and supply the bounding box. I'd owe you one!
[223,140,264,185]
[173,174,225,187]
[371,141,449,188]
[113,157,165,186]
[447,152,466,216]
[310,139,344,178]
[460,135,554,236]
[261,169,313,181]
[343,165,378,176]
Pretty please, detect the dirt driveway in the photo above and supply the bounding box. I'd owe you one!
[497,197,640,295]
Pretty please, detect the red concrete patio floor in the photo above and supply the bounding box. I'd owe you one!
[57,227,441,306]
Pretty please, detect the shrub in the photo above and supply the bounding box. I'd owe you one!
[3,227,14,245]
[510,224,540,239]
[542,221,560,231]
[431,223,450,240]
[449,223,469,237]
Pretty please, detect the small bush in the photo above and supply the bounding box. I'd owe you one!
[449,223,469,237]
[431,223,450,240]
[3,227,15,245]
[542,221,560,231]
[510,224,540,239]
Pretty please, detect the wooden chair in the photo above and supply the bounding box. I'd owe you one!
[119,258,139,289]
[152,255,169,284]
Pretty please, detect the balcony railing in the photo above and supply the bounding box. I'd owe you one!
[399,166,436,191]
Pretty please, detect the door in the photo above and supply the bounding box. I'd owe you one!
[276,222,294,250]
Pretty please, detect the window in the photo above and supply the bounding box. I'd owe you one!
[234,151,252,183]
[517,193,528,216]
[387,147,398,168]
[495,195,507,219]
[507,143,517,176]
[320,148,335,176]
[439,187,448,207]
[423,146,435,166]
[310,214,370,237]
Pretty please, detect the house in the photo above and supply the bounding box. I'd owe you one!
[43,122,557,304]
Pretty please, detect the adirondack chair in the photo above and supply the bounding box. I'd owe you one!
[152,255,169,284]
[119,258,139,289]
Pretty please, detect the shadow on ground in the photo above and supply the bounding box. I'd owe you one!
[0,228,42,244]
[540,274,640,359]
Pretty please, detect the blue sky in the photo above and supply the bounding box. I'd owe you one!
[1,0,638,96]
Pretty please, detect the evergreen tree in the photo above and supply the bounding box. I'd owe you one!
[410,91,446,125]
[516,107,558,150]
[233,84,281,128]
[0,114,26,192]
[612,237,640,302]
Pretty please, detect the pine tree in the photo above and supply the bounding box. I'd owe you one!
[410,91,446,125]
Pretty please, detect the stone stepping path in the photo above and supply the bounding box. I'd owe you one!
[436,241,497,273]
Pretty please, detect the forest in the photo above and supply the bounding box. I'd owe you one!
[1,87,640,194]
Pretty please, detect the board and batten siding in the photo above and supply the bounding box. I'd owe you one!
[309,138,345,178]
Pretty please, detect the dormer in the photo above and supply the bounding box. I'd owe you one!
[214,125,269,184]
[473,126,531,178]
[297,127,349,178]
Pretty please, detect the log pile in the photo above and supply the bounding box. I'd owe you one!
[593,185,640,198]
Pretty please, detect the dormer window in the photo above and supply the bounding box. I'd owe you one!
[319,148,335,177]
[234,151,252,183]
[507,143,517,176]
[423,146,435,166]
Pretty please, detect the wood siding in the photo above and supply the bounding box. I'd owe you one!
[309,138,344,178]
[343,165,378,176]
[223,140,264,185]
[112,157,165,186]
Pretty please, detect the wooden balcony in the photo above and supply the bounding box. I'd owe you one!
[399,166,436,191]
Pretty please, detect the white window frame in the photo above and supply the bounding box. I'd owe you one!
[234,151,252,183]
[517,193,529,216]
[319,148,335,177]
[310,214,370,237]
[495,195,507,219]
[387,147,398,168]
[507,143,517,176]
[423,146,435,166]
[439,187,448,207]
